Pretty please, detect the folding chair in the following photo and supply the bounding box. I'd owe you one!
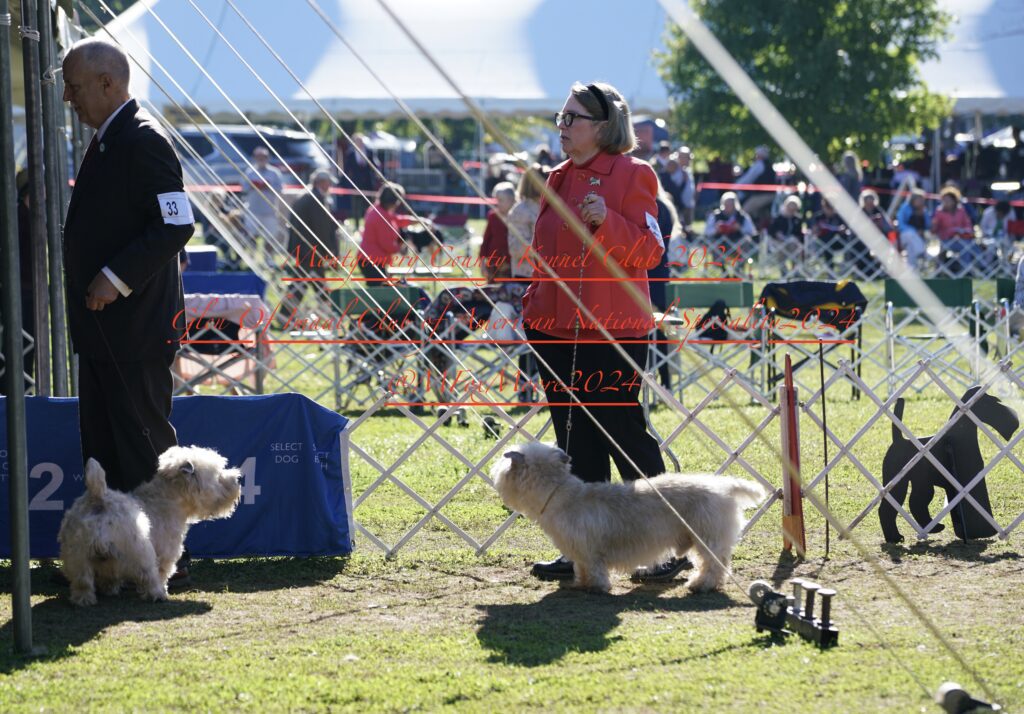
[173,293,273,396]
[757,280,867,400]
[417,284,534,407]
[648,281,756,404]
[330,285,430,409]
[884,278,981,395]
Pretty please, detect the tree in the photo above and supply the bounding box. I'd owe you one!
[658,0,952,165]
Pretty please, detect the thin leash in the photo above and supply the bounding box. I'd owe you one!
[563,193,592,453]
[537,482,565,516]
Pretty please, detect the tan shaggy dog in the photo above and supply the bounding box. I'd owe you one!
[58,446,241,606]
[491,442,770,593]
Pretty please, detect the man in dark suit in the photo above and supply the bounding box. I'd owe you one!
[62,39,194,577]
[279,169,338,321]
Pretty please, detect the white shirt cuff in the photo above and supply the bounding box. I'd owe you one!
[102,266,133,297]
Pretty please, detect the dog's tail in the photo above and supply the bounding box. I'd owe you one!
[725,478,772,510]
[891,398,906,442]
[84,458,108,498]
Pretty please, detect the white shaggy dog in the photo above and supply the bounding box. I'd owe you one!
[491,442,770,593]
[58,446,242,606]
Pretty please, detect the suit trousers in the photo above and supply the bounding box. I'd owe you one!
[526,329,665,483]
[78,354,178,493]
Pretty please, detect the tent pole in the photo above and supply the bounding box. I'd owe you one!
[21,0,51,396]
[2,0,38,656]
[971,111,983,181]
[477,114,486,219]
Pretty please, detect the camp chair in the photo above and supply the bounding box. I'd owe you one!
[330,285,430,410]
[416,286,534,408]
[647,281,757,405]
[758,280,867,400]
[173,293,273,396]
[884,278,982,395]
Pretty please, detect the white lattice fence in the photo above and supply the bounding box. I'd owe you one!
[344,354,1024,554]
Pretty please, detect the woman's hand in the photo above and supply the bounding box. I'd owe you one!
[580,192,607,227]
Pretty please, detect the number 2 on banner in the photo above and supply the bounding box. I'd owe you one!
[239,456,261,505]
[29,462,64,511]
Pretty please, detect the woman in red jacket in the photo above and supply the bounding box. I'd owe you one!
[931,185,977,274]
[358,182,416,282]
[523,82,683,583]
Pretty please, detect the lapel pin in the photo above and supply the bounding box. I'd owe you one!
[99,143,106,153]
[589,177,601,186]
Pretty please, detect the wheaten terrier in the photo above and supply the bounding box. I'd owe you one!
[492,442,770,593]
[58,445,241,606]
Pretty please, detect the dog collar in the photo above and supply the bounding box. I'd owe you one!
[538,482,565,516]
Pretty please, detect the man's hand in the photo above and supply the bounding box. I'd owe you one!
[86,272,120,311]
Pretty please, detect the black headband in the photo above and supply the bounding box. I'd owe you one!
[586,83,610,120]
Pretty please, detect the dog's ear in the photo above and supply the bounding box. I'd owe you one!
[504,451,525,467]
[180,461,196,476]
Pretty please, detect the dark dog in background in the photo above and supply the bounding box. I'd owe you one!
[879,387,1018,543]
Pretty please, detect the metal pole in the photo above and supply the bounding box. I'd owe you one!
[38,0,68,396]
[21,0,51,396]
[2,0,38,655]
[69,113,87,398]
[70,112,84,169]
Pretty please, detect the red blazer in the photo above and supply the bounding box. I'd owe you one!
[521,152,664,339]
[360,204,415,262]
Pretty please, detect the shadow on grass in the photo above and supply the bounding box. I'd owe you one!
[769,550,802,588]
[0,594,212,674]
[880,539,1022,565]
[182,555,352,594]
[476,586,739,666]
[0,556,352,599]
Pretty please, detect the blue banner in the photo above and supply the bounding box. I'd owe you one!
[0,394,352,558]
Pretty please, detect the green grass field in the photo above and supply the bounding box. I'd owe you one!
[3,241,1023,711]
[2,393,1023,712]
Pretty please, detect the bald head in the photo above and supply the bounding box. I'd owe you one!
[62,39,131,129]
[65,38,131,87]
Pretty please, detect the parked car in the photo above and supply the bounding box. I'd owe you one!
[172,124,331,187]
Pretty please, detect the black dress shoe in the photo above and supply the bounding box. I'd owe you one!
[530,555,575,581]
[630,556,693,583]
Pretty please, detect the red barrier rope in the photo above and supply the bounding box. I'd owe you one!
[66,176,1021,209]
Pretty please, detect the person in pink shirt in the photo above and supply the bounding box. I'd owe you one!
[358,182,416,282]
[931,186,977,274]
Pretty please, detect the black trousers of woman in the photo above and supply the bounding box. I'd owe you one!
[526,329,665,483]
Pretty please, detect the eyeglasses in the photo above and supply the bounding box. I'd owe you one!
[554,111,600,128]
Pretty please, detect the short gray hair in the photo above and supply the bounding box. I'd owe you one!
[570,81,636,155]
[66,38,130,87]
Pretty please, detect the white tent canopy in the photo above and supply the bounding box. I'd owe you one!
[104,0,670,120]
[920,0,1024,116]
